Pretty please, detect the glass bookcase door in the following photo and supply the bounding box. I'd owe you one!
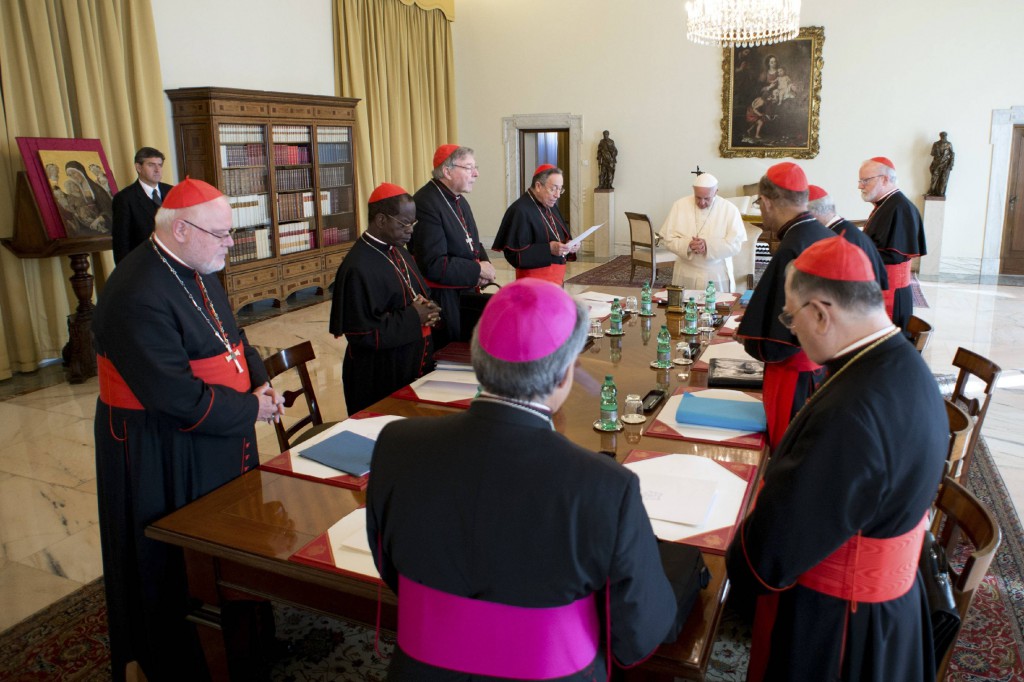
[272,124,316,256]
[219,123,273,264]
[316,125,356,247]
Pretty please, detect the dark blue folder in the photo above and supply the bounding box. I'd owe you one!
[298,430,376,476]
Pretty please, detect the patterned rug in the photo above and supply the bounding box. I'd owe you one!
[2,440,1018,681]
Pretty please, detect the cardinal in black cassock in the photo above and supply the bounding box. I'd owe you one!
[329,183,438,415]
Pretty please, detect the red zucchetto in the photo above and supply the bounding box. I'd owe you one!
[368,183,408,203]
[533,164,557,178]
[766,162,808,192]
[162,177,223,209]
[793,235,875,282]
[433,144,460,169]
[870,156,895,170]
[807,185,828,202]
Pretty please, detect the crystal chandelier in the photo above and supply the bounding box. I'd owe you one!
[685,0,801,47]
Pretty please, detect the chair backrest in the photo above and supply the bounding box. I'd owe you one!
[950,347,1001,480]
[906,315,933,353]
[733,223,763,291]
[625,212,654,248]
[944,398,973,483]
[263,341,324,452]
[930,476,1002,680]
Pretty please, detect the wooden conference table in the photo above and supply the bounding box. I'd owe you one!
[147,287,766,681]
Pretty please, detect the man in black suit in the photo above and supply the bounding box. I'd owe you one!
[112,147,174,263]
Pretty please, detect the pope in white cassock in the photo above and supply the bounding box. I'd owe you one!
[658,173,746,292]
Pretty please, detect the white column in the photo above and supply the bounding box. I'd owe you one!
[592,189,613,258]
[921,196,945,277]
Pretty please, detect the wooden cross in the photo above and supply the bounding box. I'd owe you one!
[691,166,704,178]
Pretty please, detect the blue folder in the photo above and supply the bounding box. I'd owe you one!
[739,289,754,305]
[298,430,376,476]
[675,393,766,432]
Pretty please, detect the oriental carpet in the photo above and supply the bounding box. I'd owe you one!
[0,439,1016,681]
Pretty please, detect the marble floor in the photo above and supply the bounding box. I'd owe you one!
[1,258,1022,635]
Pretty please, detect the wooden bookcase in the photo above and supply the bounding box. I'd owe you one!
[166,87,360,312]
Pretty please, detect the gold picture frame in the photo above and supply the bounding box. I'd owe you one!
[719,26,824,159]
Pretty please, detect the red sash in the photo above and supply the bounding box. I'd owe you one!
[747,512,930,682]
[762,350,821,450]
[98,343,250,410]
[516,263,566,286]
[882,261,913,318]
[397,575,598,678]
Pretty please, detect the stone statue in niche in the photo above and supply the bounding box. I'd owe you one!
[597,130,618,190]
[927,131,954,197]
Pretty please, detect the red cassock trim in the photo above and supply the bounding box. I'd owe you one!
[761,350,820,450]
[515,263,566,286]
[882,261,912,318]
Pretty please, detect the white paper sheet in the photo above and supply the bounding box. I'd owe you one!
[639,475,718,526]
[697,341,758,365]
[286,415,406,479]
[566,223,605,249]
[409,369,479,403]
[326,509,380,578]
[625,454,748,543]
[656,389,761,443]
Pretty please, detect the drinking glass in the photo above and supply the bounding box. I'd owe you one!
[624,296,639,314]
[621,394,646,424]
[589,319,605,338]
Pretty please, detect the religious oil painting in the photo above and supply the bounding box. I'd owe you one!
[16,137,119,240]
[720,26,824,159]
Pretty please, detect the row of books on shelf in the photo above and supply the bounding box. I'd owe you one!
[228,228,272,264]
[280,232,316,255]
[220,124,264,145]
[274,144,310,166]
[278,192,315,222]
[229,194,269,229]
[317,127,349,143]
[276,167,312,192]
[317,143,351,164]
[272,125,311,143]
[223,167,267,195]
[319,165,348,187]
[322,226,353,246]
[221,143,266,168]
[280,220,313,236]
[321,186,354,215]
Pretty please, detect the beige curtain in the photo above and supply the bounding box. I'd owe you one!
[0,0,169,380]
[334,0,458,230]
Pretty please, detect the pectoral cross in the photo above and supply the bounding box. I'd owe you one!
[224,346,244,373]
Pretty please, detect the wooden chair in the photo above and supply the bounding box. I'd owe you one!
[625,212,675,286]
[929,476,1002,680]
[263,341,329,451]
[950,347,1002,480]
[944,398,973,483]
[906,315,933,353]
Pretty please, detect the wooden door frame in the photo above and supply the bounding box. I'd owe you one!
[983,106,1024,278]
[998,125,1024,274]
[502,113,582,233]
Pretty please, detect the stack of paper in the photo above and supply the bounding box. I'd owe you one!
[576,290,618,320]
[290,508,381,580]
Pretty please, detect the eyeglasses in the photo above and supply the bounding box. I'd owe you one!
[452,164,479,173]
[183,219,236,240]
[778,299,831,329]
[857,175,885,186]
[545,184,565,196]
[388,215,418,229]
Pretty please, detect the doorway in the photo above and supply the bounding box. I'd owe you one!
[520,129,570,218]
[1000,125,1024,275]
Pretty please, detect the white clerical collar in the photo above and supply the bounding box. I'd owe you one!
[875,187,899,205]
[831,324,898,360]
[825,216,842,229]
[476,391,554,428]
[362,231,390,249]
[151,234,193,269]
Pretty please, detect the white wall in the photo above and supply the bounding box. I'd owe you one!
[149,0,1024,268]
[453,0,1024,266]
[151,0,336,175]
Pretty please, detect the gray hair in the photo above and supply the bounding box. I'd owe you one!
[863,159,898,183]
[807,195,835,219]
[432,146,475,180]
[785,261,883,315]
[153,205,179,234]
[471,299,589,402]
